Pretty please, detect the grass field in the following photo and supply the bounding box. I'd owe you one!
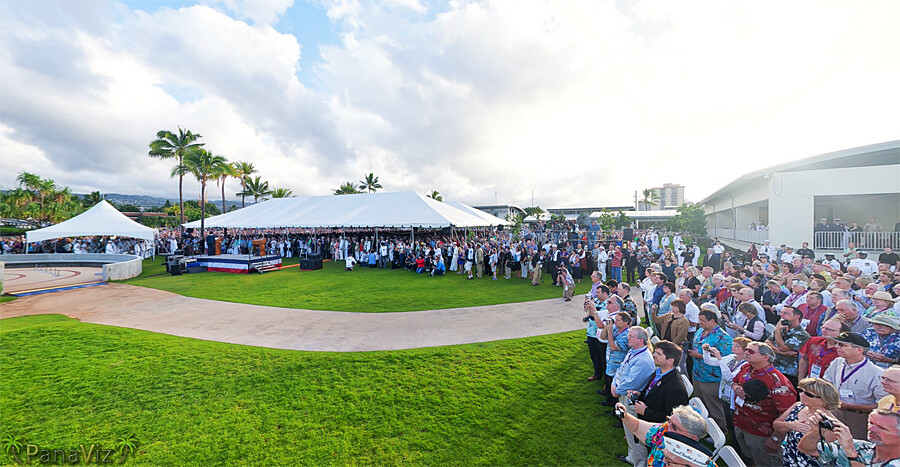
[123,258,590,312]
[0,314,624,465]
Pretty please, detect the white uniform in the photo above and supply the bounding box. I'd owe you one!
[849,258,879,276]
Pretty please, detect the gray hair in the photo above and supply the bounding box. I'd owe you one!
[753,342,776,363]
[677,289,693,299]
[629,326,648,345]
[671,405,708,439]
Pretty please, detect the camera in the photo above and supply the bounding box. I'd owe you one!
[819,418,835,430]
[781,319,790,326]
[627,393,639,405]
[583,315,595,323]
[614,406,625,419]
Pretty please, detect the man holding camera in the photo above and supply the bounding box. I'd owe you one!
[622,340,690,466]
[799,409,900,467]
[823,332,888,439]
[731,341,798,466]
[767,305,811,389]
[611,326,656,462]
[583,285,611,384]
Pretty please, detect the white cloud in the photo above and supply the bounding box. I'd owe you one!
[1,0,898,210]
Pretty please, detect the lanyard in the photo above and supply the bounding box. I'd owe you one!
[613,326,627,340]
[741,365,776,384]
[647,368,672,391]
[623,347,648,366]
[841,359,869,385]
[817,344,836,361]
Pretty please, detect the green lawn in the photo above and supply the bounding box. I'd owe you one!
[123,258,589,312]
[0,315,623,466]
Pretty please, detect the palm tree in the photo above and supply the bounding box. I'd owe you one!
[214,160,236,214]
[149,127,204,225]
[115,434,137,463]
[82,191,103,207]
[232,161,257,208]
[242,176,271,204]
[641,188,659,209]
[183,148,228,240]
[16,171,54,221]
[333,182,361,195]
[426,190,442,202]
[270,188,293,198]
[358,173,382,193]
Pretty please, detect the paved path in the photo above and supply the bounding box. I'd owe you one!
[0,283,648,352]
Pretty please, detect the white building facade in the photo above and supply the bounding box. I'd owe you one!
[699,141,900,254]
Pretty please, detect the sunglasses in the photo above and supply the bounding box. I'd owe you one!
[745,348,758,355]
[800,390,820,398]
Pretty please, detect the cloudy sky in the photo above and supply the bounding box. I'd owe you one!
[1,0,898,209]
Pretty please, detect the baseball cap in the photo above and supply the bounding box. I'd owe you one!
[833,332,870,348]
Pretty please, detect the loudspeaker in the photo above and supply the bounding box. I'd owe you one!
[623,228,634,241]
[298,258,323,270]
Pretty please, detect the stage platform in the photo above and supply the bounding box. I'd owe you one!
[193,254,281,273]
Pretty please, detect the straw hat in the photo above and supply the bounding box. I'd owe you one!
[868,291,898,303]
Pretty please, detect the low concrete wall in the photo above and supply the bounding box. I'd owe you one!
[103,256,144,281]
[0,253,144,283]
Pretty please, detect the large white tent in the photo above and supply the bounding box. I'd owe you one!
[445,201,511,226]
[26,200,157,243]
[184,191,509,229]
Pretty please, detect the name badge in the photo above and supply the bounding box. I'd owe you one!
[840,389,854,399]
[800,319,810,329]
[809,364,822,379]
[735,396,745,407]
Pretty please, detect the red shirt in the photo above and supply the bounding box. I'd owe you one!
[733,364,797,437]
[797,303,828,336]
[799,336,839,378]
[610,251,623,267]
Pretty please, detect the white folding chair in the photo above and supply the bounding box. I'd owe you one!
[681,373,694,395]
[705,417,726,452]
[714,445,747,467]
[689,397,708,418]
[766,323,776,338]
[650,335,660,344]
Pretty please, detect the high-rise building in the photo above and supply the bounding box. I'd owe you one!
[654,183,685,209]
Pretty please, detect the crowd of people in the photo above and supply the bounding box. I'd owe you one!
[579,232,900,466]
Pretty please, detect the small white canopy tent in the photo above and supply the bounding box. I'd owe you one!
[26,200,157,244]
[184,191,505,229]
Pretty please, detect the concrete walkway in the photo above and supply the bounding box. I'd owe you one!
[0,283,644,352]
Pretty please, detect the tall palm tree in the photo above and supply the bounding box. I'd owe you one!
[333,182,360,195]
[16,171,54,221]
[183,148,228,240]
[242,176,271,204]
[426,190,442,202]
[232,161,257,208]
[641,188,659,209]
[358,173,382,193]
[214,160,236,214]
[270,188,294,198]
[149,127,204,225]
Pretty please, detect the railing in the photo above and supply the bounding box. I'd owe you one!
[814,231,900,250]
[706,228,769,244]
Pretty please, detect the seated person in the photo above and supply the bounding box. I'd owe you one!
[415,256,426,274]
[431,256,446,276]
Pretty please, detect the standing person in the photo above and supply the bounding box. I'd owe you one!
[705,336,752,444]
[475,243,484,279]
[610,245,623,283]
[617,404,715,467]
[690,309,734,433]
[601,306,631,407]
[584,286,611,385]
[570,247,582,284]
[799,318,848,380]
[531,248,543,285]
[823,332,888,439]
[731,342,798,467]
[624,340,690,466]
[489,248,498,281]
[611,326,656,453]
[547,244,561,286]
[559,267,575,301]
[449,242,459,273]
[768,306,811,388]
[597,245,609,282]
[465,243,474,279]
[772,378,842,467]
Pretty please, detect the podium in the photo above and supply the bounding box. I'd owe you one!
[215,238,222,255]
[252,239,267,256]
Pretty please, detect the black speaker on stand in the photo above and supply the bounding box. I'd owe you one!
[623,228,634,242]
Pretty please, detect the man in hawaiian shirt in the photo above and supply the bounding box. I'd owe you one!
[767,305,811,388]
[617,404,715,467]
[800,409,900,467]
